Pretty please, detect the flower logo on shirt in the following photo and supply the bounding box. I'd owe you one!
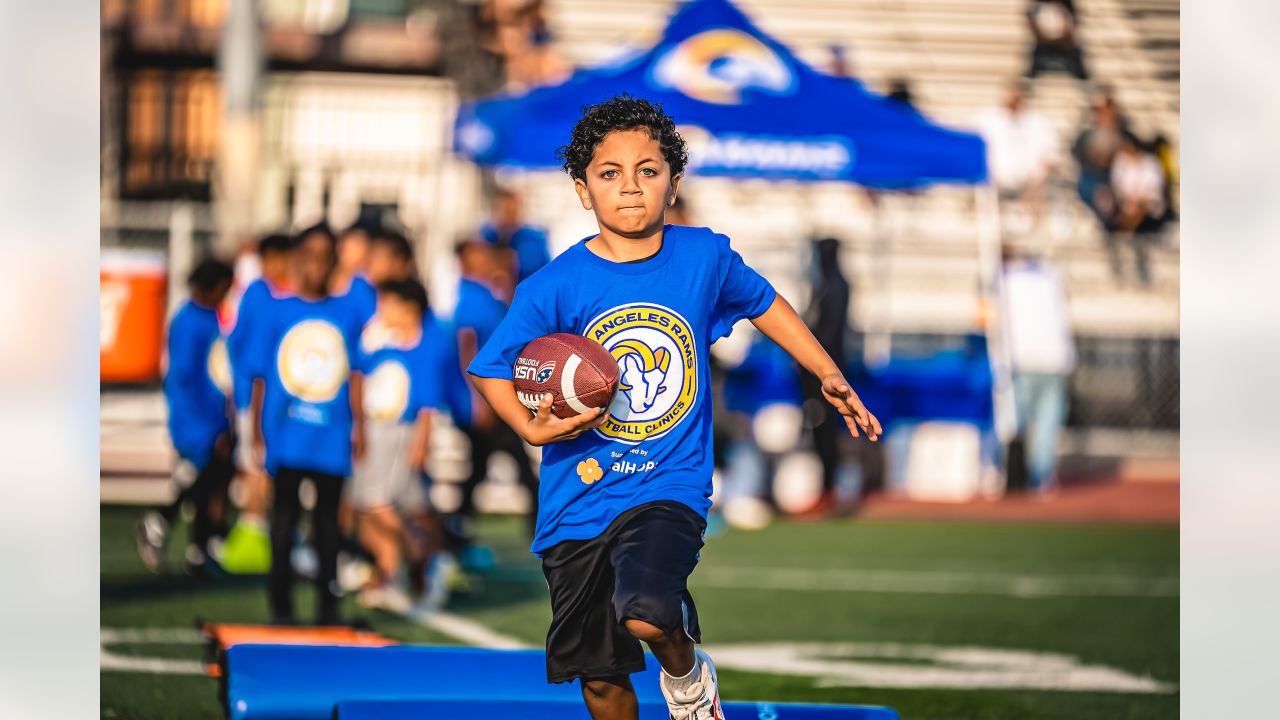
[576,458,603,485]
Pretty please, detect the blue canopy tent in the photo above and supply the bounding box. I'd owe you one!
[452,0,1017,489]
[453,0,986,188]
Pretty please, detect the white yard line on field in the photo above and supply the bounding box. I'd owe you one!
[695,566,1179,598]
[414,611,530,649]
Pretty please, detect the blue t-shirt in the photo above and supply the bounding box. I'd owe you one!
[227,279,288,411]
[480,222,552,282]
[454,277,507,351]
[164,301,232,468]
[468,225,776,553]
[358,325,448,425]
[257,294,366,477]
[343,274,379,329]
[426,316,474,427]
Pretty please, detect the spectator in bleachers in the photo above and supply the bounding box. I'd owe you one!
[1000,244,1075,495]
[479,187,551,285]
[1071,91,1128,228]
[1152,132,1179,222]
[1101,131,1166,285]
[487,0,568,90]
[827,44,853,79]
[974,83,1060,227]
[1026,0,1088,80]
[886,78,918,114]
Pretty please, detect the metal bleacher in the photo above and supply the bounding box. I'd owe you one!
[513,0,1179,338]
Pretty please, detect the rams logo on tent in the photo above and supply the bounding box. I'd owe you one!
[649,28,795,105]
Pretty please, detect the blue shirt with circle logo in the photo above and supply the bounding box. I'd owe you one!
[468,225,776,554]
[357,323,449,426]
[254,294,366,478]
[164,301,232,469]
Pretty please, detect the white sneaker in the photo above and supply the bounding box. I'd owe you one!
[660,648,725,720]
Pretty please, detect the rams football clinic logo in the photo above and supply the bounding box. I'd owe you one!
[585,302,698,445]
[207,337,233,395]
[650,28,795,105]
[277,319,348,404]
[363,359,411,422]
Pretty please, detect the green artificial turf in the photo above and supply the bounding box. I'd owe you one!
[101,506,1177,719]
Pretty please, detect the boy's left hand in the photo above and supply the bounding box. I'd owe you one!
[821,373,882,442]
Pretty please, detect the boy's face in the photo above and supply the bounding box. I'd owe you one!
[367,244,409,284]
[295,233,336,295]
[261,250,293,284]
[377,293,420,332]
[574,128,681,238]
[338,231,369,273]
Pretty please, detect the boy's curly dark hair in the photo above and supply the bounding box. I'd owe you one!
[556,94,689,181]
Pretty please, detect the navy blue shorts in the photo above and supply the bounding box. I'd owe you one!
[540,500,707,684]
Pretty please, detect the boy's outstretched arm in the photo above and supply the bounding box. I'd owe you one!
[750,294,882,442]
[470,375,607,446]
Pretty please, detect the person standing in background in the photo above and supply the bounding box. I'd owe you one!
[452,239,538,539]
[351,278,445,614]
[1000,244,1076,495]
[137,258,236,575]
[798,237,851,518]
[331,219,378,303]
[479,187,551,284]
[220,233,295,575]
[250,225,366,625]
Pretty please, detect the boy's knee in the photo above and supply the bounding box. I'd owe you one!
[624,618,668,643]
[581,676,626,700]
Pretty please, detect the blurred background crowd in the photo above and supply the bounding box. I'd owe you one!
[99,0,1179,602]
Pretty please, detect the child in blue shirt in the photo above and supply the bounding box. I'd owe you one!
[468,95,882,720]
[137,258,235,575]
[453,240,539,539]
[351,278,446,611]
[250,223,367,625]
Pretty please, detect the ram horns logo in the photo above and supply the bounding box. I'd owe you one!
[610,339,671,414]
[650,28,796,105]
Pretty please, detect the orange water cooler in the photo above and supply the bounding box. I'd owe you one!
[101,249,168,383]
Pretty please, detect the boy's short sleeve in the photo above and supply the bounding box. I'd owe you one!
[467,283,553,380]
[710,233,777,340]
[413,344,447,414]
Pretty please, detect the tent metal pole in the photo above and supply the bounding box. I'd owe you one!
[863,192,893,369]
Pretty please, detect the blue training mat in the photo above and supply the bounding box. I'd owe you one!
[225,644,666,719]
[334,698,901,720]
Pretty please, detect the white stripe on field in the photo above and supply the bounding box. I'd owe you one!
[695,566,1178,598]
[416,611,530,649]
[100,627,205,675]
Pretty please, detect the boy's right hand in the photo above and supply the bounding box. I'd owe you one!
[522,393,607,446]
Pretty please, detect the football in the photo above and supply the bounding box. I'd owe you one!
[513,333,620,419]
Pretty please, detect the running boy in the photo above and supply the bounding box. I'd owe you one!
[351,277,443,612]
[138,258,236,574]
[250,224,366,625]
[467,95,882,720]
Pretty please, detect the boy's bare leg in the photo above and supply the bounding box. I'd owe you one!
[358,508,404,582]
[581,675,639,720]
[625,618,695,677]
